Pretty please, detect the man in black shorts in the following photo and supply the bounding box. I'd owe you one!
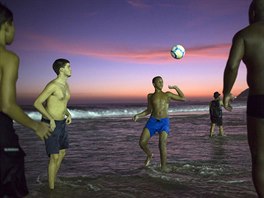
[223,0,264,196]
[209,91,224,137]
[34,59,72,189]
[0,3,51,197]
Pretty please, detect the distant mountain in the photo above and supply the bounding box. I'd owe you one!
[236,88,249,101]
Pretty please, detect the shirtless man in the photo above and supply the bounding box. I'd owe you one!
[133,76,185,172]
[223,0,264,196]
[0,3,51,197]
[34,58,72,190]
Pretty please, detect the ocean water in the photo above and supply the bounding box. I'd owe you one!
[14,101,257,198]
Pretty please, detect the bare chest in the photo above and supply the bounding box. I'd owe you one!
[53,86,70,101]
[151,93,169,107]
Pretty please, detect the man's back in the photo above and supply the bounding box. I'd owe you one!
[240,21,264,94]
[210,100,222,118]
[0,47,19,111]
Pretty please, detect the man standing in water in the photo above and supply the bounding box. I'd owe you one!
[209,91,224,137]
[34,58,72,190]
[223,0,264,196]
[133,76,185,172]
[0,3,51,197]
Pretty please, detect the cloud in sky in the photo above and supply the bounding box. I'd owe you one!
[5,0,249,103]
[127,0,152,9]
[15,31,231,65]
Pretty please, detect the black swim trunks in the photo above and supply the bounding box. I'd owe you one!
[209,100,223,126]
[210,116,223,126]
[247,95,264,118]
[41,118,69,156]
[0,112,29,197]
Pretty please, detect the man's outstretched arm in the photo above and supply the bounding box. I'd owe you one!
[223,33,244,110]
[133,94,152,121]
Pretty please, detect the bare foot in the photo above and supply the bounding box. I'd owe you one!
[161,166,170,173]
[144,154,153,167]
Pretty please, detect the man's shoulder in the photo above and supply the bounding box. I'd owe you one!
[0,48,18,58]
[0,49,19,69]
[165,91,173,95]
[0,48,18,59]
[44,80,59,90]
[147,93,153,98]
[236,23,264,37]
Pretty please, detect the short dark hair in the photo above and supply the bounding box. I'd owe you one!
[152,76,162,84]
[0,3,13,27]
[52,58,70,75]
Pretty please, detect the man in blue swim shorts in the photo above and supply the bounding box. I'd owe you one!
[34,59,72,190]
[223,1,264,196]
[133,76,185,172]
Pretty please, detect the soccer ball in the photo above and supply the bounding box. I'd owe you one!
[170,45,185,59]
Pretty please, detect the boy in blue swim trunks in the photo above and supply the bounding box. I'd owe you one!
[223,1,264,196]
[133,76,185,172]
[34,59,72,190]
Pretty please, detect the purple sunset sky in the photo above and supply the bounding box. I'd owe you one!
[2,0,250,104]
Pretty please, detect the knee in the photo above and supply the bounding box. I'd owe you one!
[60,150,66,157]
[139,139,147,148]
[50,154,59,162]
[159,138,167,147]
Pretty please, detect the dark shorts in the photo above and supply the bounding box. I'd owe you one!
[42,118,69,156]
[247,95,264,118]
[0,112,28,197]
[210,116,223,126]
[145,117,170,137]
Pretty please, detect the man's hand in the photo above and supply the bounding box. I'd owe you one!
[223,93,235,111]
[35,121,52,140]
[133,115,139,122]
[50,119,56,131]
[168,85,178,89]
[66,115,72,125]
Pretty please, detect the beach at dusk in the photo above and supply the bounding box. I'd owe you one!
[1,0,256,197]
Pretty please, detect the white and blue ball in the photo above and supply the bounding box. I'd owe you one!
[170,45,185,59]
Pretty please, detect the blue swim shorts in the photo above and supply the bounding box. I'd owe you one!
[145,117,170,137]
[42,118,69,156]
